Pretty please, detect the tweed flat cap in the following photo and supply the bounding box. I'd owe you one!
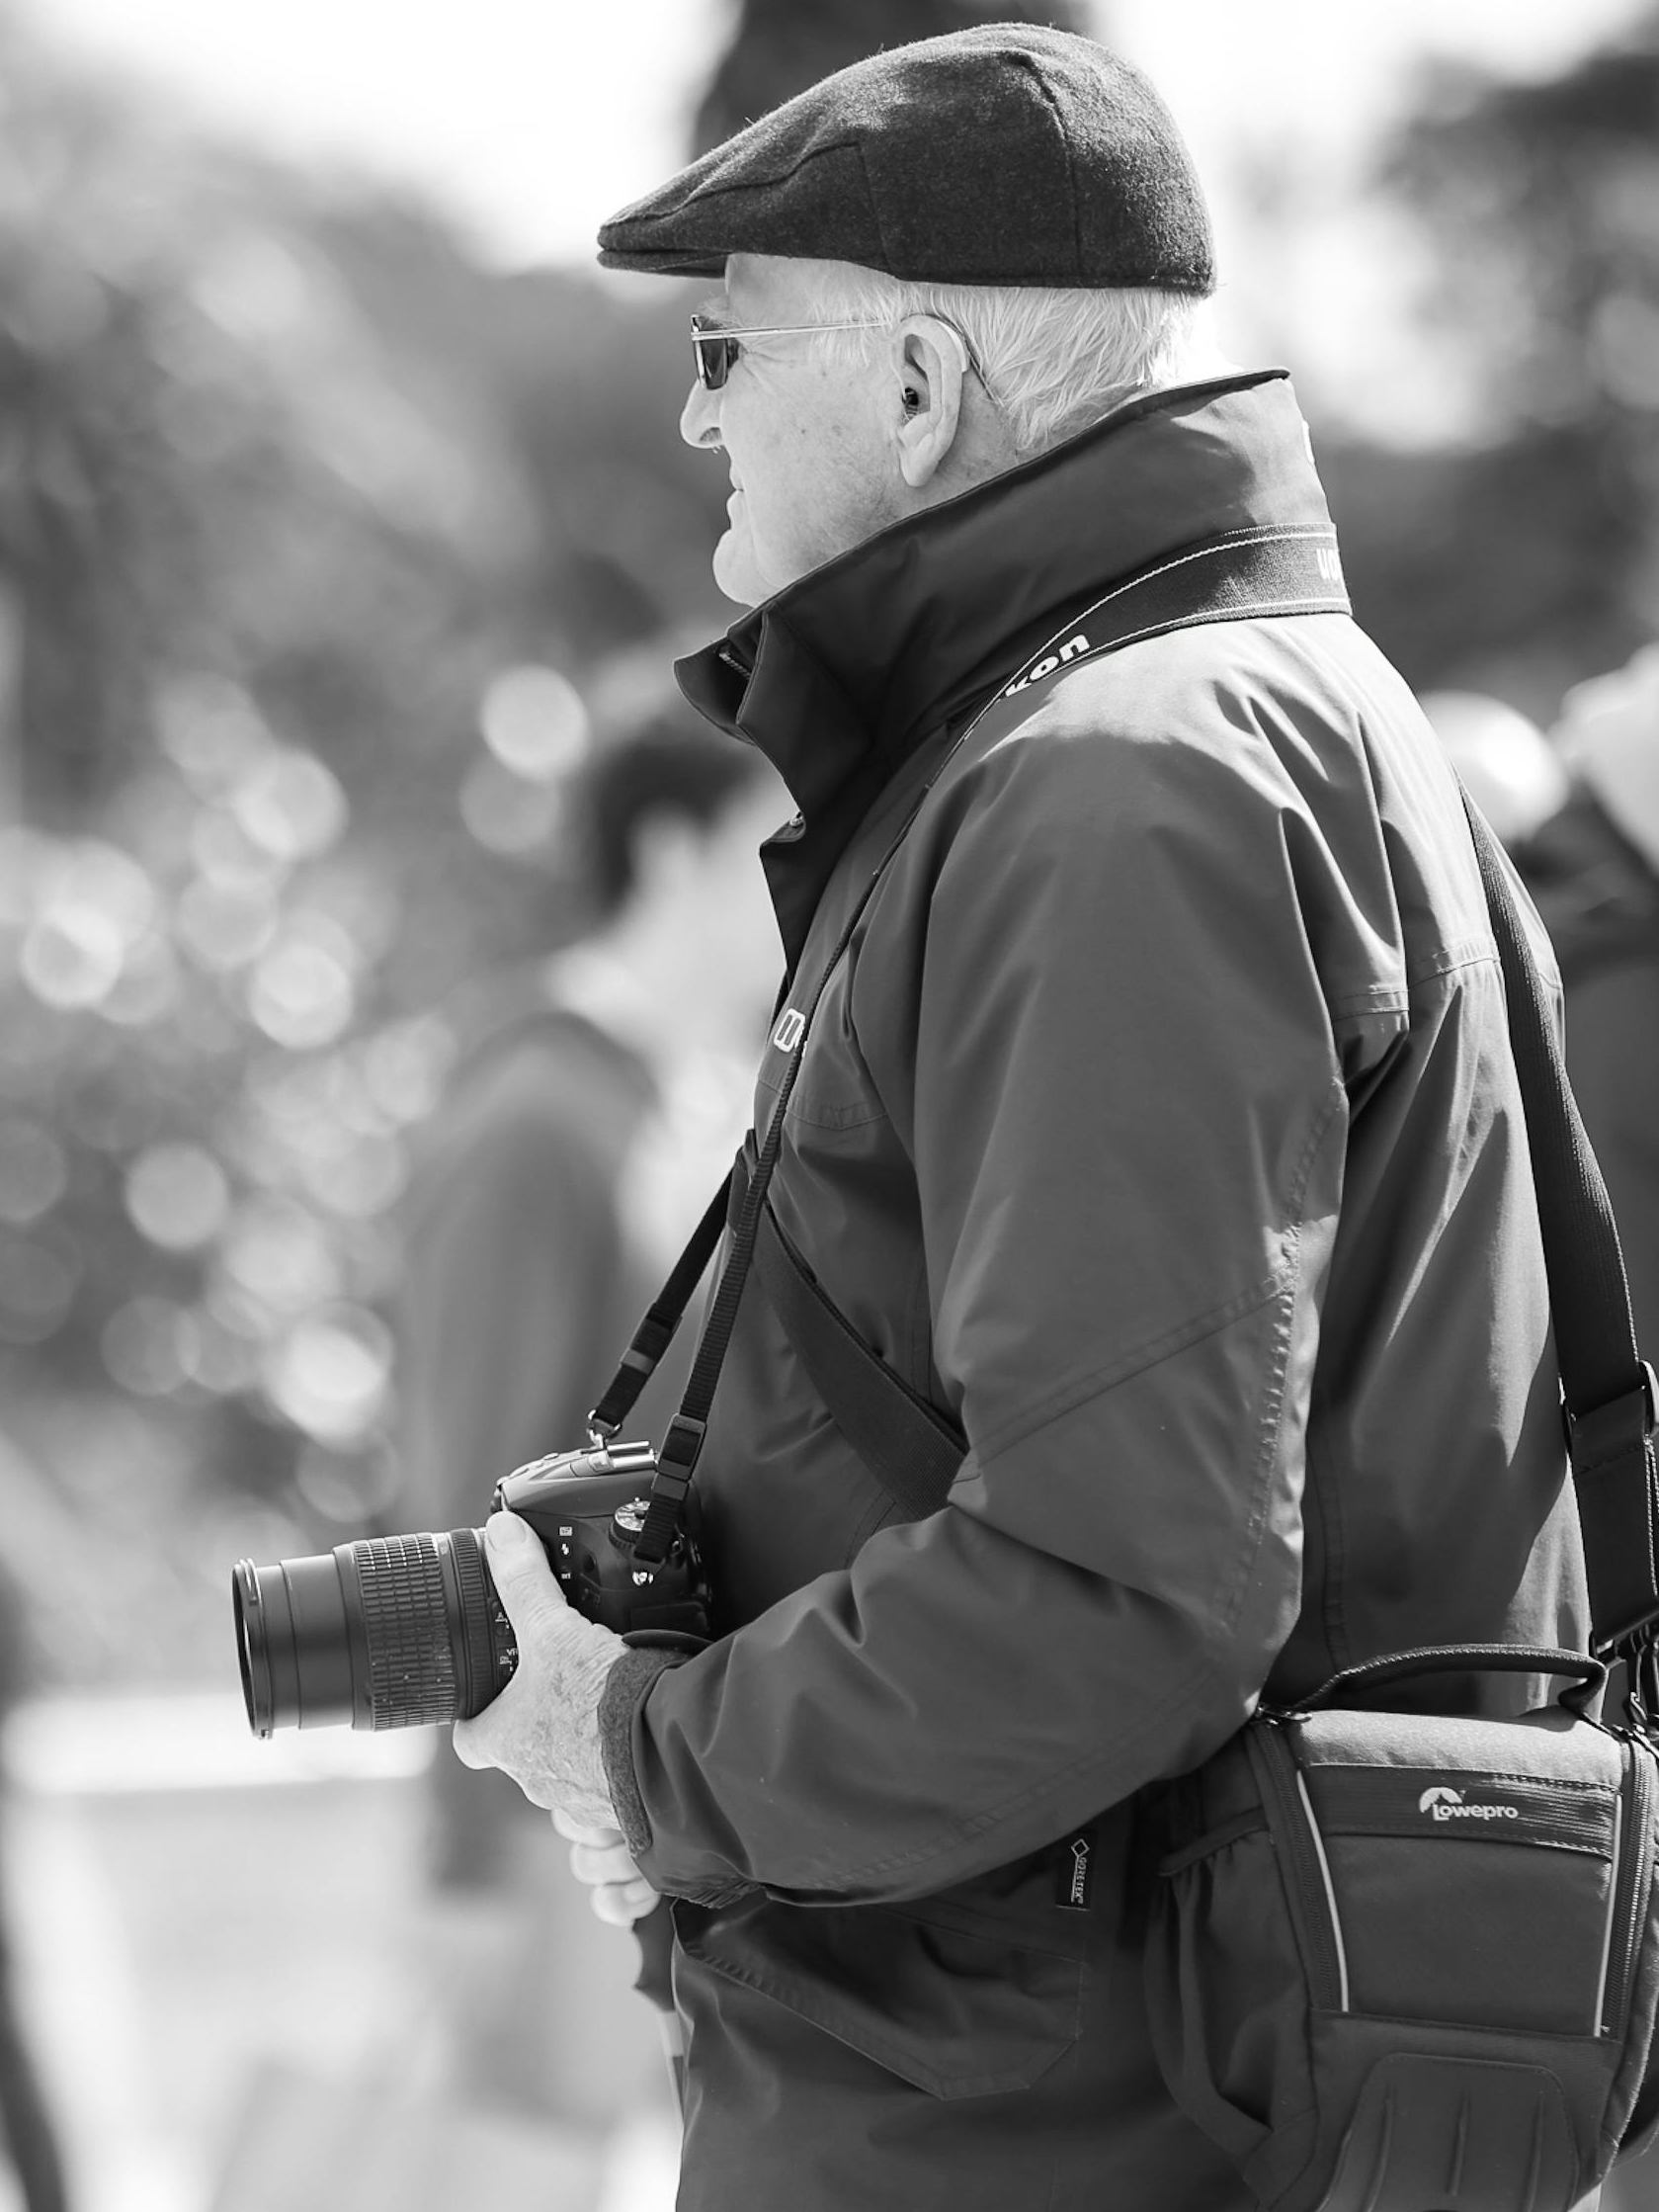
[597,24,1214,294]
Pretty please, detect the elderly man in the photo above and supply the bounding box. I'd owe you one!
[455,26,1584,2208]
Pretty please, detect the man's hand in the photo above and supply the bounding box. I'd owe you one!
[551,1807,660,1926]
[452,1509,625,1831]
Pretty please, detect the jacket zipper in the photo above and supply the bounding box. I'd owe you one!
[1247,1719,1350,2013]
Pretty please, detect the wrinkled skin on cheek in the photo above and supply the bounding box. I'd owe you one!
[684,263,903,607]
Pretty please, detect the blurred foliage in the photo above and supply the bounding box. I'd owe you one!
[5,0,1659,1686]
[0,16,730,1685]
[694,0,1086,150]
[1317,7,1659,716]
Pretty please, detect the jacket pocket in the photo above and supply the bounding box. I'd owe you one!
[672,1876,1085,2101]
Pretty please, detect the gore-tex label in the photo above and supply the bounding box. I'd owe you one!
[1307,1767,1617,1857]
[1057,1832,1094,1911]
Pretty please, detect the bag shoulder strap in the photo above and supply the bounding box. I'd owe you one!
[1461,798,1659,1656]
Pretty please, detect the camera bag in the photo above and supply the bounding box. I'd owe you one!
[586,526,1659,2208]
[1144,1642,1659,2211]
[1136,792,1659,2212]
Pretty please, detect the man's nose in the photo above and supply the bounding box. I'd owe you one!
[680,379,723,451]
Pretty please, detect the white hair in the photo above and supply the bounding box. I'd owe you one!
[792,258,1223,455]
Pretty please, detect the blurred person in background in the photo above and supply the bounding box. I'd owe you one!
[449,25,1590,2209]
[1501,648,1659,2212]
[1425,669,1659,1360]
[395,702,784,2139]
[1525,649,1659,1360]
[1417,690,1572,855]
[0,1563,68,2212]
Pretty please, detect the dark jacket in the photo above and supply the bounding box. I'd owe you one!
[600,372,1587,2211]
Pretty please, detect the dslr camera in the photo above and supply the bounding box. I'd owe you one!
[232,1438,710,1736]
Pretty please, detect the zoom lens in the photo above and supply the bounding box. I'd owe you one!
[232,1527,513,1735]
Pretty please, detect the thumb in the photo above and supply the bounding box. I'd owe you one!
[484,1509,568,1637]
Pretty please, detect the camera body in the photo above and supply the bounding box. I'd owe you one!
[233,1436,710,1736]
[493,1437,711,1643]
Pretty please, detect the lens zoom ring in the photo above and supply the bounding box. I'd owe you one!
[450,1529,506,1719]
[355,1535,458,1726]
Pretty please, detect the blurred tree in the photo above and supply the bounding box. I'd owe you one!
[1321,423,1647,719]
[694,0,1089,151]
[1317,7,1659,712]
[0,65,194,821]
[312,204,730,659]
[1386,16,1659,441]
[0,16,743,1685]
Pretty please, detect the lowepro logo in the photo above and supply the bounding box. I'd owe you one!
[1417,1784,1520,1824]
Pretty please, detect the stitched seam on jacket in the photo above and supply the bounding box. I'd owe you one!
[1406,935,1493,980]
[962,1264,1292,1473]
[821,1296,1308,1887]
[832,1641,1240,1887]
[1325,980,1408,1017]
[1279,1083,1352,1675]
[834,1084,1344,1890]
[755,1077,890,1131]
[674,1939,1076,2096]
[1211,1082,1340,1639]
[1324,946,1499,1023]
[1293,628,1562,1003]
[827,1415,1305,1893]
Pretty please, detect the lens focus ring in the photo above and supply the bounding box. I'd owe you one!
[354,1534,459,1727]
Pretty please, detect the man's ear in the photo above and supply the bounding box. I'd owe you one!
[893,316,970,489]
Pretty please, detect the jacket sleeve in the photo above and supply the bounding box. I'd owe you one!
[607,692,1360,1906]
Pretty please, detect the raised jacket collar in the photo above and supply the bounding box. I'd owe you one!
[677,368,1335,967]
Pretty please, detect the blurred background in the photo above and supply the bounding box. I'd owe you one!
[0,0,1657,2207]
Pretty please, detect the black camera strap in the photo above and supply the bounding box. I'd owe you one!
[588,521,1354,1568]
[747,1161,967,1523]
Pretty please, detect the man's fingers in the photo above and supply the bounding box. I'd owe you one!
[442,1525,622,1826]
[482,1509,569,1637]
[590,1878,658,1926]
[569,1835,641,1887]
[452,1721,485,1769]
[557,1818,654,1920]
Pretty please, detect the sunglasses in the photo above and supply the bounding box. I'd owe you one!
[689,312,888,390]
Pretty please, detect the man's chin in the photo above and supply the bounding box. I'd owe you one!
[711,527,768,610]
